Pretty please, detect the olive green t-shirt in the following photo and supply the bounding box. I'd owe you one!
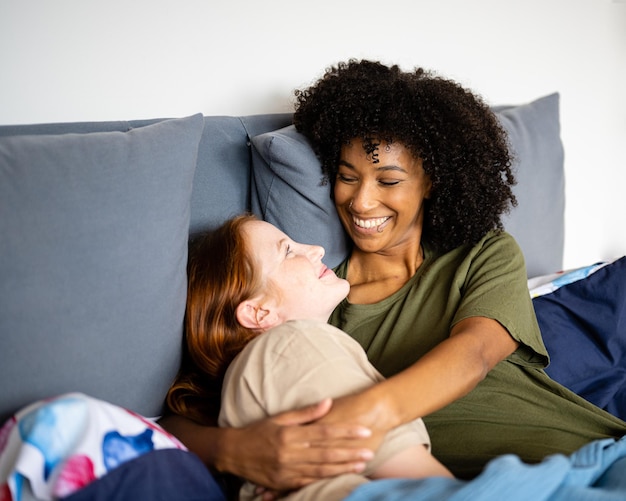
[330,231,626,478]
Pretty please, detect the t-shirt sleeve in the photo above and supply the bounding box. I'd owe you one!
[452,231,549,368]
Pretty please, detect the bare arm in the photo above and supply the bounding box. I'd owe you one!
[317,317,519,446]
[158,398,374,491]
[159,318,515,488]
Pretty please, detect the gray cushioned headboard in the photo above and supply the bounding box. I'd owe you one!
[0,116,204,423]
[0,113,293,236]
[190,114,292,234]
[0,113,292,423]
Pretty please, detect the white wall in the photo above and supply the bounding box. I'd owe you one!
[1,0,624,270]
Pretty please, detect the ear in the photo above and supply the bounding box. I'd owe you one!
[418,158,433,200]
[425,177,433,199]
[236,299,281,332]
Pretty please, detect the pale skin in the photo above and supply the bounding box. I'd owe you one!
[158,399,374,490]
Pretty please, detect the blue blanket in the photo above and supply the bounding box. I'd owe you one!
[345,436,626,500]
[533,256,626,420]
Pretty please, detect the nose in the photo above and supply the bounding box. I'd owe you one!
[305,244,325,262]
[350,182,377,213]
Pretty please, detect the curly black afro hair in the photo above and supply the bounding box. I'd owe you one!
[293,59,517,253]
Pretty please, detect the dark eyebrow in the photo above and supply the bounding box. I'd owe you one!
[338,159,354,169]
[377,165,407,173]
[338,159,407,174]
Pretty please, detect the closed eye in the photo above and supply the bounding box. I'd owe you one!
[337,173,358,184]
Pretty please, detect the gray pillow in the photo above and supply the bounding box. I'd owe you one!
[250,94,564,277]
[0,114,204,421]
[250,127,350,268]
[496,94,565,278]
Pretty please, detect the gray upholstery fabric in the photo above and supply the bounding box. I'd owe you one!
[0,115,293,238]
[250,125,350,268]
[0,113,296,422]
[496,94,565,278]
[189,113,292,235]
[0,115,204,422]
[250,94,565,277]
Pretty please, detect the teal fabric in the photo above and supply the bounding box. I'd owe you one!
[344,437,626,501]
[0,115,204,421]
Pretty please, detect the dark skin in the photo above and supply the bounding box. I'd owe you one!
[307,139,519,457]
[283,61,520,470]
[293,59,516,254]
[158,398,375,493]
[160,318,517,497]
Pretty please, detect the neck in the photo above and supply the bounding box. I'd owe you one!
[349,240,424,285]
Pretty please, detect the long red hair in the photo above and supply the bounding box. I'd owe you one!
[165,214,262,424]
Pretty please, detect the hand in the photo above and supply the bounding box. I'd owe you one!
[316,386,396,453]
[218,398,374,492]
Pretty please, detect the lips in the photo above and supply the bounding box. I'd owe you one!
[352,216,390,230]
[319,265,329,278]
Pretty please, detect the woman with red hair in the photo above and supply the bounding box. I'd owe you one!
[161,215,450,500]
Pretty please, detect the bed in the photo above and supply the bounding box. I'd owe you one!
[1,92,625,500]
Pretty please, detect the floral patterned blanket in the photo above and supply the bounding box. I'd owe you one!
[0,393,185,501]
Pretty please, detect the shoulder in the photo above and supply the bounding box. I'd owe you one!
[460,231,523,262]
[468,231,526,277]
[235,320,365,366]
[477,230,523,256]
[427,230,521,261]
[424,231,525,281]
[439,230,529,294]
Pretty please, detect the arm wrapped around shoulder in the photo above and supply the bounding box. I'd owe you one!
[218,319,430,476]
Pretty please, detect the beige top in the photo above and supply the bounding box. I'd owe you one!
[219,319,430,500]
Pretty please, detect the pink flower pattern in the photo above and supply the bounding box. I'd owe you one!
[52,454,96,499]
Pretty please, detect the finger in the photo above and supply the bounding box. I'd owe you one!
[261,490,280,501]
[255,486,280,501]
[285,461,371,487]
[272,398,333,426]
[286,445,374,465]
[271,400,372,441]
[279,422,372,448]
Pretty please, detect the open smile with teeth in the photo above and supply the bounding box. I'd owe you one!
[353,216,390,229]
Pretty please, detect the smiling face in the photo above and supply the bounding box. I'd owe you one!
[334,138,432,255]
[241,220,350,326]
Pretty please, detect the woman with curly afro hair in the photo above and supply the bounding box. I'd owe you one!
[294,59,516,253]
[285,59,626,480]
